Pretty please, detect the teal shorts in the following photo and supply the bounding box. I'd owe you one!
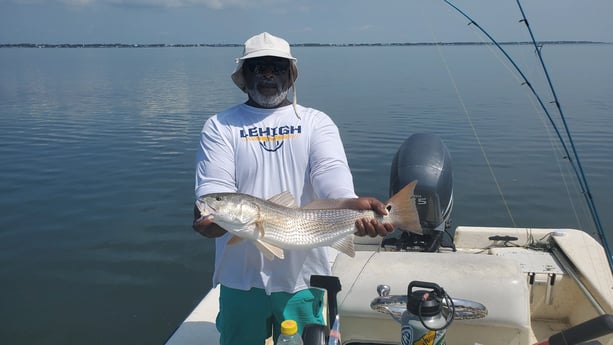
[216,285,325,345]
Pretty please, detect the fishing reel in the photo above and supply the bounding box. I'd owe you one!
[384,133,455,252]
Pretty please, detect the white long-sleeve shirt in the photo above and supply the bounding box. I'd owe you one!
[195,103,356,294]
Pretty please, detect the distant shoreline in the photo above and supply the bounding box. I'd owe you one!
[1,41,610,48]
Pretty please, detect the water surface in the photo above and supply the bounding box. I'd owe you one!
[1,44,611,344]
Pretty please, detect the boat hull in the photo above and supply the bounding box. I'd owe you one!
[165,227,613,345]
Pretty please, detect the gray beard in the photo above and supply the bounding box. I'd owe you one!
[246,81,290,108]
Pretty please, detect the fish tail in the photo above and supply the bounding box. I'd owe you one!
[386,180,422,234]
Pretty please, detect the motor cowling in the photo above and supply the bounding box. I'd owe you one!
[387,133,453,252]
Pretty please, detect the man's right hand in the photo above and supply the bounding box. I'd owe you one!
[192,204,227,238]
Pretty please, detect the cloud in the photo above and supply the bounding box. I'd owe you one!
[5,0,288,9]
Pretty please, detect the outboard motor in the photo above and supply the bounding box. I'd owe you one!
[386,133,453,252]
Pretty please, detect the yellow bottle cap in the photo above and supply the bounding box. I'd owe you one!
[280,320,298,335]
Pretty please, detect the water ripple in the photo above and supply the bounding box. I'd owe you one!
[1,45,612,345]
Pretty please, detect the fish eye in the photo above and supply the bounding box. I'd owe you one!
[215,196,222,201]
[386,205,392,212]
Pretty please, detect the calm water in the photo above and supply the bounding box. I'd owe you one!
[1,44,612,344]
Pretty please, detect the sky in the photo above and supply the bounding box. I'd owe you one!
[1,0,612,44]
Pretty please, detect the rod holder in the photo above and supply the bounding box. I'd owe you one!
[527,272,536,304]
[546,273,556,305]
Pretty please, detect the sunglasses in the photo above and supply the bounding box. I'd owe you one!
[244,59,290,75]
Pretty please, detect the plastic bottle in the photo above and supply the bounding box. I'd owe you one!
[327,315,341,345]
[277,320,304,345]
[400,281,451,345]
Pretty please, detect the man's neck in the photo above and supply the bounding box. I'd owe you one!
[245,98,291,108]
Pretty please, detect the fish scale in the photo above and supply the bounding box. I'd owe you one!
[196,180,421,260]
[258,207,379,248]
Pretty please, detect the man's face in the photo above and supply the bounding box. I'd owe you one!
[243,56,291,108]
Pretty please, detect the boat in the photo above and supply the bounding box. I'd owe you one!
[164,227,612,345]
[165,3,613,344]
[165,132,613,345]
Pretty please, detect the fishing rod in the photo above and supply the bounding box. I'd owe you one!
[514,0,611,269]
[443,0,613,272]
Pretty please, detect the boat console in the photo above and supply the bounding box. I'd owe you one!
[332,250,531,345]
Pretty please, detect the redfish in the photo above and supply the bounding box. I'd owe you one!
[196,181,421,260]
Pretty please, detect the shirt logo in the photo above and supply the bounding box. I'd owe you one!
[240,125,302,152]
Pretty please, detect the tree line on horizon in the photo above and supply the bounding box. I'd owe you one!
[0,41,609,48]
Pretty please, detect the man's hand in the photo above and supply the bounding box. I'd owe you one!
[192,204,227,238]
[342,197,395,237]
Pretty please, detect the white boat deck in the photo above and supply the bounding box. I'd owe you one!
[165,226,613,345]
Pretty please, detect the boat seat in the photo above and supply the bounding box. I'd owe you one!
[332,251,531,345]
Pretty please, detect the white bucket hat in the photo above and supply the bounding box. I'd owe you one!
[231,32,299,94]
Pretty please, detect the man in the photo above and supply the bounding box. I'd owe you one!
[193,32,393,345]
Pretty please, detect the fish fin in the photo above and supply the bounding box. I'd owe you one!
[256,221,265,238]
[302,198,351,210]
[387,180,423,234]
[227,235,244,245]
[195,199,205,214]
[268,192,297,208]
[330,235,355,258]
[255,240,285,260]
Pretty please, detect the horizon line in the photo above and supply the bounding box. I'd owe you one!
[1,40,611,48]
